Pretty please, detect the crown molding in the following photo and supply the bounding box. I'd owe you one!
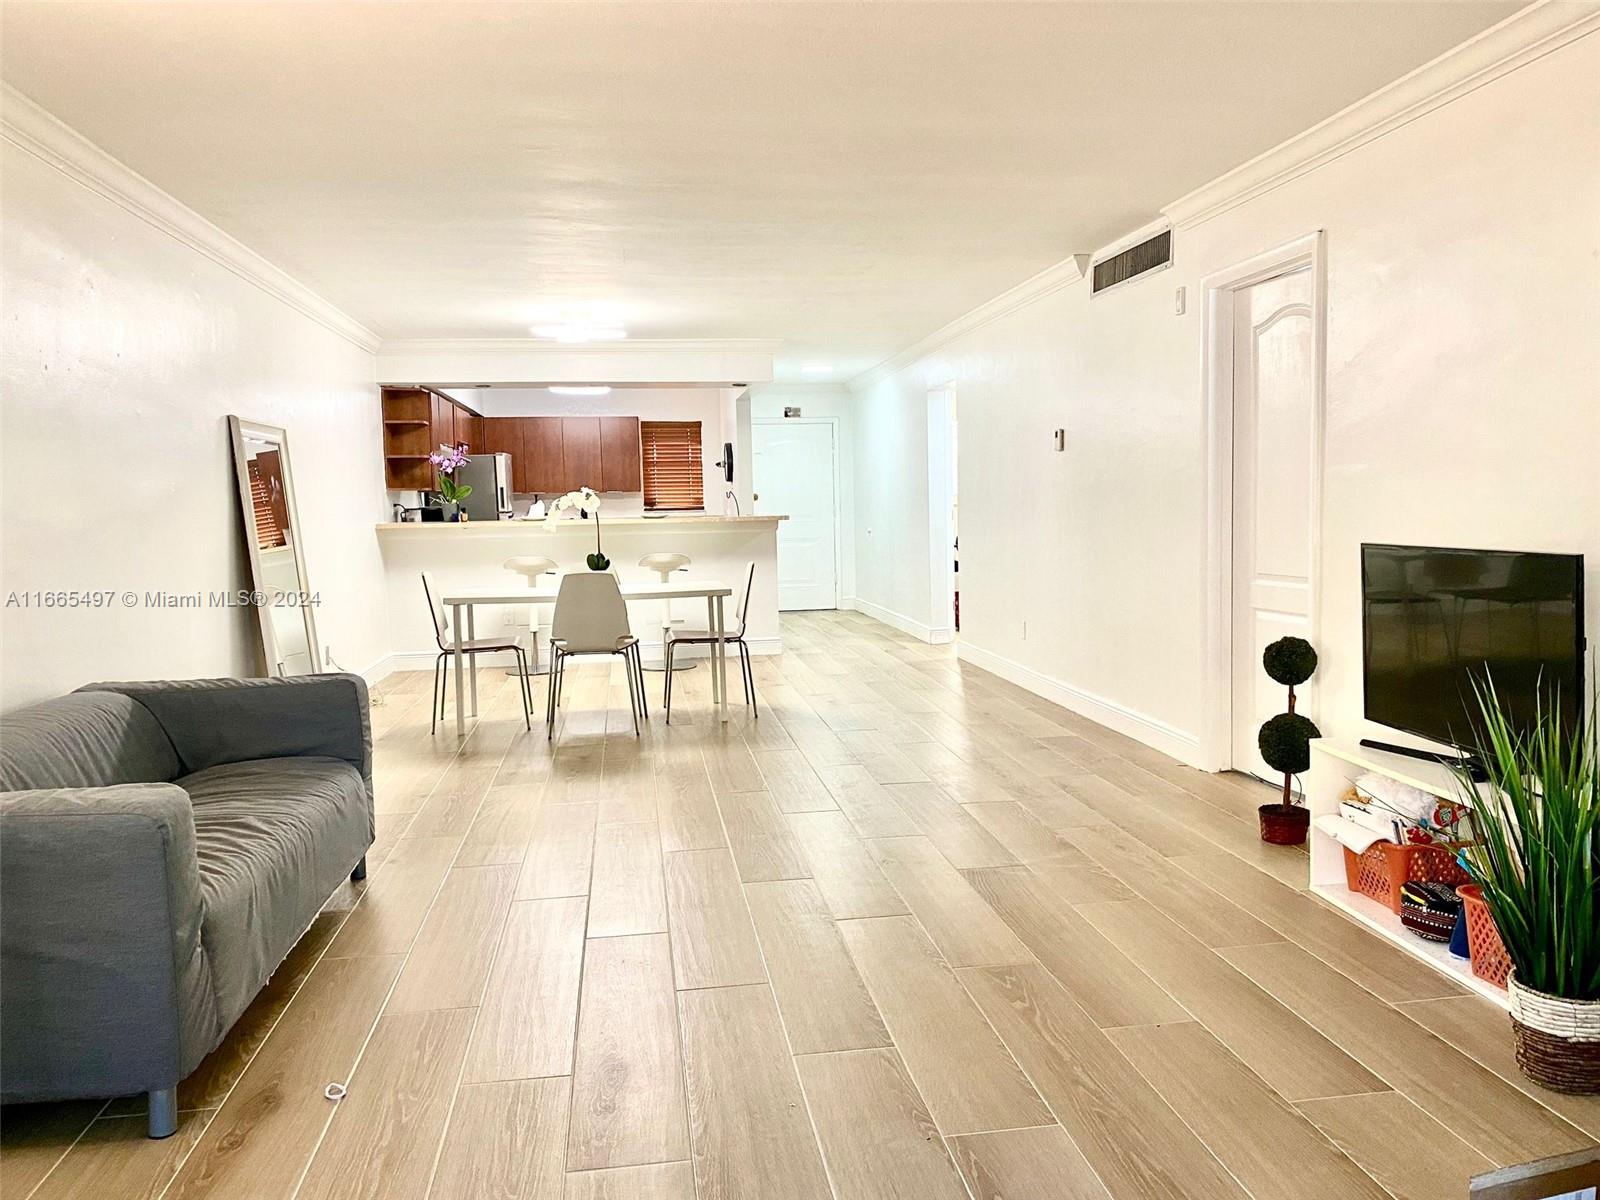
[376,337,781,356]
[375,337,779,385]
[849,254,1089,393]
[749,380,855,394]
[847,2,1597,393]
[1,83,382,353]
[1163,0,1600,230]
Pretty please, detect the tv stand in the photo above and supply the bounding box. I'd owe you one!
[1357,738,1487,782]
[1307,739,1506,1009]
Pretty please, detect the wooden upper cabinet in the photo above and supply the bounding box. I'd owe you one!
[430,392,452,451]
[445,412,639,495]
[598,416,642,492]
[483,417,520,487]
[560,417,602,493]
[521,417,565,495]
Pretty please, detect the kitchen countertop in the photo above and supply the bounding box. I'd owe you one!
[376,514,786,533]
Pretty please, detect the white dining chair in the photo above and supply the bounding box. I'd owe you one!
[421,571,533,734]
[664,560,757,723]
[546,572,648,738]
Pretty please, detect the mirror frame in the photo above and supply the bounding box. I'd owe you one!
[227,415,323,676]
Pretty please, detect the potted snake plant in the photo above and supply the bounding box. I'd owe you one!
[1452,676,1598,1093]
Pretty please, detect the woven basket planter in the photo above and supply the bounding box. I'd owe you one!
[1258,803,1309,845]
[1508,974,1600,1094]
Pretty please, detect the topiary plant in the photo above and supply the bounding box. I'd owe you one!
[1258,637,1320,843]
[1259,712,1320,775]
[1263,637,1317,687]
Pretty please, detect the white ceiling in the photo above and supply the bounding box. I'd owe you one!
[1,1,1518,380]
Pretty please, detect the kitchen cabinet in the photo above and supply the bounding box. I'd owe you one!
[483,417,521,482]
[382,387,484,489]
[400,409,643,495]
[520,417,563,495]
[430,392,452,451]
[598,416,642,491]
[560,417,602,493]
[380,386,435,489]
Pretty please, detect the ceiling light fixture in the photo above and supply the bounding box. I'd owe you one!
[530,322,627,343]
[800,362,832,376]
[549,385,612,396]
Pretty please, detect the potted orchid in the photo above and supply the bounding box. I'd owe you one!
[429,444,472,521]
[545,487,608,569]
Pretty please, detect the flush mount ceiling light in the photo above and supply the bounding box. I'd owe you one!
[800,362,832,376]
[530,321,627,343]
[549,386,612,396]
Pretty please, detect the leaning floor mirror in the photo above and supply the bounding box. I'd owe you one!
[228,416,322,675]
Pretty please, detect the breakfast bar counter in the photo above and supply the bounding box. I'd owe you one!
[376,514,785,672]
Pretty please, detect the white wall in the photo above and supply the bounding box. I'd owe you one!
[0,137,389,708]
[749,383,859,606]
[850,29,1600,767]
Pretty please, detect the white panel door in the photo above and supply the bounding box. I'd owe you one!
[752,420,838,610]
[1231,266,1316,780]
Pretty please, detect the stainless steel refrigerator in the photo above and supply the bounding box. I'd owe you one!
[455,453,514,521]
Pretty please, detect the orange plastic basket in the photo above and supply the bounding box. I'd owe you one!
[1342,841,1471,914]
[1457,884,1511,989]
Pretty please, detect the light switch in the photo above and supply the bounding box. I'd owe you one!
[1174,286,1187,316]
[1053,429,1066,452]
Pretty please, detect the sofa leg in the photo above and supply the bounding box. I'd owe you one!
[147,1086,177,1139]
[350,855,368,882]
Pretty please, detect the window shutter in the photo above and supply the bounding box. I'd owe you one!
[641,421,704,510]
[247,459,288,548]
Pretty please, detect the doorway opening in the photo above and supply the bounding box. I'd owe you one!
[1201,233,1326,775]
[928,386,958,643]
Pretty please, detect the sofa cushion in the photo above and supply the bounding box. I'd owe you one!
[179,757,369,1026]
[0,693,179,792]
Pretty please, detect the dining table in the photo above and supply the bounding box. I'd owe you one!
[439,578,735,736]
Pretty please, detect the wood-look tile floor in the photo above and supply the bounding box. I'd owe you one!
[4,610,1598,1199]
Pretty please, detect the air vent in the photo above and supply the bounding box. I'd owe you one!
[1091,228,1172,296]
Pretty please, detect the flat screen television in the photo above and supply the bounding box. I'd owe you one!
[1361,543,1585,752]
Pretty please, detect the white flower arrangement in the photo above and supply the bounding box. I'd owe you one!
[545,487,611,569]
[542,487,600,529]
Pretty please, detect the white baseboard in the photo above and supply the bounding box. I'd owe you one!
[847,596,954,645]
[384,635,780,674]
[956,639,1205,769]
[358,654,396,687]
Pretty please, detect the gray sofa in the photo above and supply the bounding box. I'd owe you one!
[0,675,373,1138]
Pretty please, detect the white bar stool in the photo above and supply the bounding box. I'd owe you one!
[638,552,696,673]
[504,555,558,676]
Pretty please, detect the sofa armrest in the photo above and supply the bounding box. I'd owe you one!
[0,784,219,1102]
[80,675,373,792]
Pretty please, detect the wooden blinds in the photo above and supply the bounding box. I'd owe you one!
[641,421,703,510]
[247,455,289,549]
